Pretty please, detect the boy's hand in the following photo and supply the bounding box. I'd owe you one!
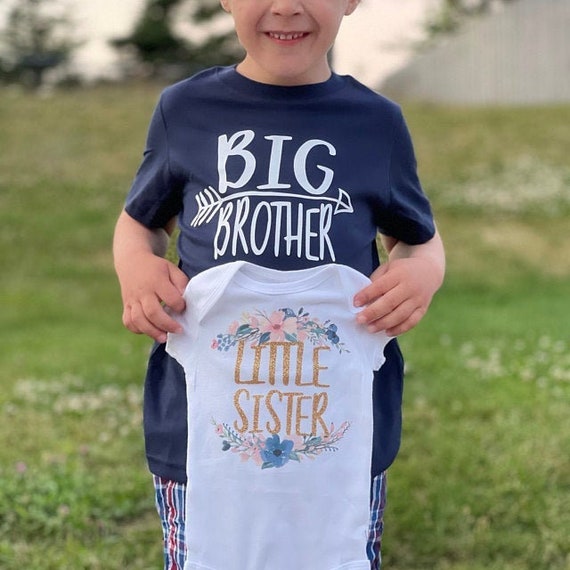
[113,210,189,344]
[121,253,188,342]
[119,253,189,344]
[353,232,445,336]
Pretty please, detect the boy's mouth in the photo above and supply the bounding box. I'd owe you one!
[267,32,308,41]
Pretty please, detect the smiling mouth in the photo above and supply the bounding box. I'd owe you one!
[267,32,308,41]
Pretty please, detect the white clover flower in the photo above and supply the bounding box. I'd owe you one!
[436,157,570,216]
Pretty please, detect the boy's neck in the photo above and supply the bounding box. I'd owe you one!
[235,59,333,87]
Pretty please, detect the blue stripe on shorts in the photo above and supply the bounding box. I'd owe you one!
[153,475,186,570]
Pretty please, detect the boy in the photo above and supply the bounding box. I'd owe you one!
[113,0,445,568]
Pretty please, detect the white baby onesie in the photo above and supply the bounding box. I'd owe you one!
[166,262,390,570]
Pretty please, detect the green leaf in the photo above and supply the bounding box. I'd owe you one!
[259,332,271,344]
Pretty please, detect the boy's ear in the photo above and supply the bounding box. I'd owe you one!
[220,0,230,13]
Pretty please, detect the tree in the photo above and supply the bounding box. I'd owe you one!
[0,0,80,88]
[111,0,188,76]
[111,0,242,80]
[423,0,519,41]
[178,0,243,71]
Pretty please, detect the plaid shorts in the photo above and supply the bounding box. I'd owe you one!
[153,471,387,570]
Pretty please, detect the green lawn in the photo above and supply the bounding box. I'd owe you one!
[0,85,568,569]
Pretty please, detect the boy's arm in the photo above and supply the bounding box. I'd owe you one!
[353,228,445,336]
[113,209,189,344]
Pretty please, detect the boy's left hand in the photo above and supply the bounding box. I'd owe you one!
[353,256,442,336]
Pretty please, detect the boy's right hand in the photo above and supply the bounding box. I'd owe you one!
[119,253,189,344]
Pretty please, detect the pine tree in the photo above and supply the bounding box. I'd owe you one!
[111,0,242,80]
[0,0,80,88]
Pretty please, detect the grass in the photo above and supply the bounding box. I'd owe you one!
[0,84,569,569]
[386,282,569,569]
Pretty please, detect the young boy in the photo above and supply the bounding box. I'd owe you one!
[113,1,445,568]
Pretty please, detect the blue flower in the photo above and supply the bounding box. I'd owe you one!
[261,434,294,468]
[326,324,339,344]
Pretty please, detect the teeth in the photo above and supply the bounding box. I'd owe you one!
[270,32,304,40]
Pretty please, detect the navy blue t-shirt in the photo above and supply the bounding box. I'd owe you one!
[125,66,435,482]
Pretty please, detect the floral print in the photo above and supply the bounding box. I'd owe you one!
[209,306,351,468]
[260,311,299,343]
[211,307,348,353]
[212,420,351,470]
[261,434,295,468]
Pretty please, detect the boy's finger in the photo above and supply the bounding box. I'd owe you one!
[353,268,397,308]
[137,322,168,345]
[140,296,183,335]
[363,298,415,332]
[159,285,186,314]
[356,285,405,325]
[125,302,170,343]
[354,281,385,308]
[384,307,426,337]
[169,265,190,295]
[159,267,189,313]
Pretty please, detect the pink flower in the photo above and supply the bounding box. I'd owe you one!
[260,311,297,342]
[211,339,219,349]
[215,424,224,436]
[330,421,350,441]
[228,320,239,335]
[250,449,263,466]
[240,436,264,465]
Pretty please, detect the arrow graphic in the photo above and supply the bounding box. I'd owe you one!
[191,187,353,227]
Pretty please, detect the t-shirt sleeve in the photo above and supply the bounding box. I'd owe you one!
[124,94,184,228]
[375,108,435,245]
